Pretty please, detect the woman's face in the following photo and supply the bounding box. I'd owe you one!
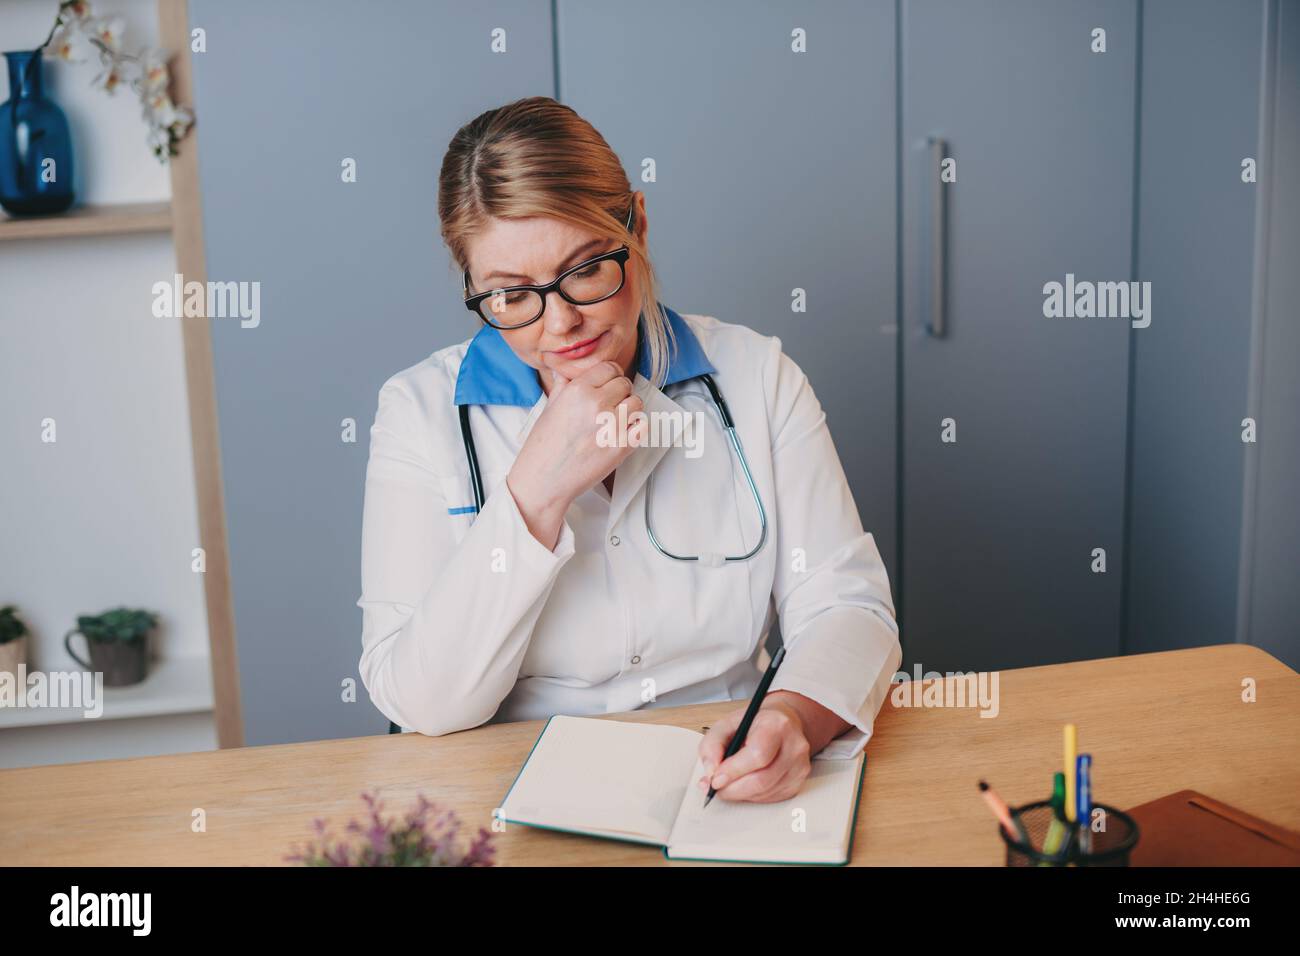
[465,192,646,394]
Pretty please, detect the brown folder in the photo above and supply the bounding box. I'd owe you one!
[1127,790,1300,866]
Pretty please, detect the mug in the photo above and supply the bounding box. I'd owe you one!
[64,629,149,687]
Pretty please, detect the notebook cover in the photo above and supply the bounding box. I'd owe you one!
[1127,789,1300,867]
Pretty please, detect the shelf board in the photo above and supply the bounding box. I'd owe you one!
[0,656,214,729]
[0,201,172,241]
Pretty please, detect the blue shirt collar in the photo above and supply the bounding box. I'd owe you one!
[453,304,716,407]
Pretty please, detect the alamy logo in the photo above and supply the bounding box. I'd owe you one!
[596,406,704,458]
[151,272,261,328]
[0,665,103,718]
[1042,273,1151,328]
[891,665,1000,718]
[50,886,151,936]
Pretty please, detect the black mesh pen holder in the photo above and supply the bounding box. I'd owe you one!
[1001,800,1139,867]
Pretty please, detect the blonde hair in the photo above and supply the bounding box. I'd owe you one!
[437,96,675,388]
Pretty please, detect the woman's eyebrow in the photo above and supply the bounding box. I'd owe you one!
[482,238,606,283]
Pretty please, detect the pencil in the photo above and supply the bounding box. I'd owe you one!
[704,646,786,808]
[978,780,1028,845]
[1064,723,1078,822]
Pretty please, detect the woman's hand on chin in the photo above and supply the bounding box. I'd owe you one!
[507,360,646,547]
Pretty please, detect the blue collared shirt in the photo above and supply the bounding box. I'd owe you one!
[453,304,717,408]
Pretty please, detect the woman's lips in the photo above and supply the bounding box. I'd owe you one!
[551,330,606,360]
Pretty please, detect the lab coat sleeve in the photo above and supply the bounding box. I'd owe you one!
[357,379,577,736]
[762,338,902,759]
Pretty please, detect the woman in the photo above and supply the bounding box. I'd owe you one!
[359,96,900,804]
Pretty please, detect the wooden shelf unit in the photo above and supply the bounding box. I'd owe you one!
[0,0,244,750]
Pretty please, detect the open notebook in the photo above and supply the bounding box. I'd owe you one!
[499,715,866,864]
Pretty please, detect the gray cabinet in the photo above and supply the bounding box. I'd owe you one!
[899,0,1138,671]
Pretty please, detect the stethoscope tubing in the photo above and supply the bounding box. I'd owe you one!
[457,373,767,562]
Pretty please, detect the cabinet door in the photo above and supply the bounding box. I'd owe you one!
[1127,0,1264,656]
[558,0,899,576]
[900,0,1137,671]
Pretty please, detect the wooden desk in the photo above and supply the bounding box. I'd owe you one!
[1,644,1296,865]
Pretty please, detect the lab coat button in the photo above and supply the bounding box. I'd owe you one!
[609,534,621,546]
[631,655,641,665]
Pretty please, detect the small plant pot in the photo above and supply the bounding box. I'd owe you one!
[64,630,149,687]
[0,635,26,676]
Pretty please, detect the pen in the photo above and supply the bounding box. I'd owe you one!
[1076,754,1093,854]
[704,645,786,808]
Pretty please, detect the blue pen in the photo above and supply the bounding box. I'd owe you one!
[1076,754,1093,854]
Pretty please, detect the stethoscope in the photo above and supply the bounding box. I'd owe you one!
[457,371,768,564]
[387,370,770,732]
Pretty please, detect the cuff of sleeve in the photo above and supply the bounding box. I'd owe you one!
[768,608,901,761]
[497,480,576,567]
[769,671,874,760]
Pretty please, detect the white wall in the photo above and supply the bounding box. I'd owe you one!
[0,235,210,662]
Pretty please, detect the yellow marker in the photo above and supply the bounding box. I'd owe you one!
[1064,723,1078,822]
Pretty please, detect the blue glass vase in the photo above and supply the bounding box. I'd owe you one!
[0,49,76,215]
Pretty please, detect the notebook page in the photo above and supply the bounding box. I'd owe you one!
[501,715,704,845]
[665,753,864,863]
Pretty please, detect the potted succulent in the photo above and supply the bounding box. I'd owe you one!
[64,607,157,687]
[0,605,29,677]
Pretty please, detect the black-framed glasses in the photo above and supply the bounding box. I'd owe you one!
[463,247,630,330]
[462,203,636,330]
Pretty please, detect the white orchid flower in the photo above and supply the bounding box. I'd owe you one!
[46,23,94,62]
[143,90,177,127]
[60,1,94,24]
[139,48,171,91]
[91,59,124,93]
[89,15,126,52]
[40,1,193,163]
[170,109,194,142]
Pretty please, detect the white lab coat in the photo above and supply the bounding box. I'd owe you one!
[358,309,901,758]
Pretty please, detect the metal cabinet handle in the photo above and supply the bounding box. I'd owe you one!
[923,135,948,338]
